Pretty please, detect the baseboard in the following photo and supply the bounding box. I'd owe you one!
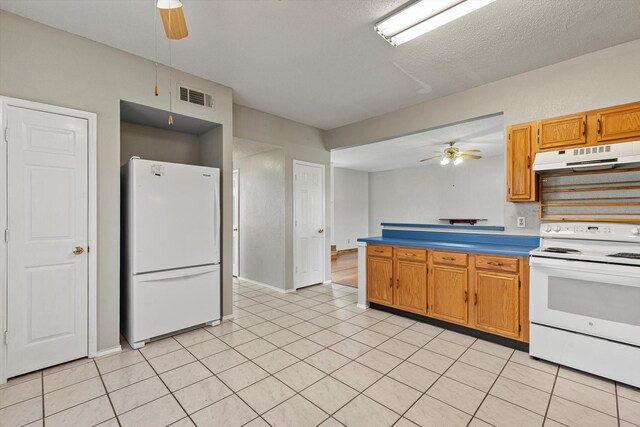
[323,280,332,285]
[92,345,122,358]
[337,248,358,255]
[238,277,294,294]
[222,313,235,321]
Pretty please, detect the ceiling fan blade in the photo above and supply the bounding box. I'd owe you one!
[460,154,482,159]
[460,149,481,153]
[159,6,189,40]
[420,156,442,162]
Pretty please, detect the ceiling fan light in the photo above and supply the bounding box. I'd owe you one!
[454,156,464,165]
[157,0,183,9]
[440,157,450,165]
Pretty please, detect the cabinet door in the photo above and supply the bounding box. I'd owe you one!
[507,124,536,201]
[430,265,468,325]
[396,260,427,315]
[473,271,520,339]
[367,256,394,306]
[597,104,640,143]
[539,114,586,149]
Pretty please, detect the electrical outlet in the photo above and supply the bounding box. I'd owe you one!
[517,217,526,228]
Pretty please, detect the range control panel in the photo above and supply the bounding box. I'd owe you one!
[540,222,640,241]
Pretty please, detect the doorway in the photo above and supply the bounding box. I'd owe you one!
[1,97,98,382]
[293,160,326,289]
[232,169,239,277]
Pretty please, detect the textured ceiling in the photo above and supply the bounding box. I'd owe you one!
[2,0,640,130]
[331,114,504,172]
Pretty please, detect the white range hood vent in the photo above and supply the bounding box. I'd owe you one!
[533,140,640,173]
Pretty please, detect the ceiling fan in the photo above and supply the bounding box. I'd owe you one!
[420,141,482,166]
[157,0,189,40]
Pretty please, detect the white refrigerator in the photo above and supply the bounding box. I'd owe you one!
[122,158,220,348]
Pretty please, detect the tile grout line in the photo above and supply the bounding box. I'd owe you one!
[395,330,481,426]
[136,346,196,425]
[93,358,122,427]
[172,326,274,427]
[464,343,513,426]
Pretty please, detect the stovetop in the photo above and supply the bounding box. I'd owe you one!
[531,222,640,266]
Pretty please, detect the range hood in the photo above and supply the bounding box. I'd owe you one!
[533,140,640,173]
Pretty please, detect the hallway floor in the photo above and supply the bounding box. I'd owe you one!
[331,252,358,288]
[1,279,638,427]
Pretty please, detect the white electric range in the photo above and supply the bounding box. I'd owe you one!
[529,222,640,388]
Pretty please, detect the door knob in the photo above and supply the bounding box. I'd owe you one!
[73,246,85,255]
[318,229,324,234]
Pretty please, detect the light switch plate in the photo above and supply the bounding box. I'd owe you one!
[517,217,526,228]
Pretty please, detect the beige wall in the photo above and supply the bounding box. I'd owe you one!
[233,105,331,289]
[326,38,640,234]
[120,122,201,166]
[0,11,234,352]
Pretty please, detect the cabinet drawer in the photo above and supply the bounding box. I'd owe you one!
[432,251,468,267]
[396,247,427,262]
[475,255,519,273]
[368,245,393,258]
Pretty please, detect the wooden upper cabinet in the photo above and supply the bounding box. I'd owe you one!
[430,265,468,325]
[473,271,520,339]
[395,260,428,315]
[507,123,536,202]
[367,255,393,306]
[596,103,640,143]
[539,114,587,149]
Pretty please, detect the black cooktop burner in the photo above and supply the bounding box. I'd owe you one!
[607,252,640,259]
[543,247,582,254]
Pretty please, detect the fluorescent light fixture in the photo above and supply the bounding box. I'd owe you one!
[375,0,495,46]
[440,157,450,165]
[454,156,464,165]
[157,0,182,9]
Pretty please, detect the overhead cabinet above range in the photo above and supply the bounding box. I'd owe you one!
[506,100,640,203]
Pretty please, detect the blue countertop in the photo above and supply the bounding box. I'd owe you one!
[358,227,539,257]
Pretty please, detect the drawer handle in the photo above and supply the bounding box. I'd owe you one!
[406,253,415,256]
[488,261,503,266]
[443,257,456,261]
[375,250,384,253]
[464,291,468,303]
[389,278,393,288]
[474,292,478,305]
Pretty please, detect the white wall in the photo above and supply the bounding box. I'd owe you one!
[0,11,234,352]
[333,167,368,250]
[120,122,201,166]
[233,148,286,289]
[326,38,640,234]
[368,156,505,236]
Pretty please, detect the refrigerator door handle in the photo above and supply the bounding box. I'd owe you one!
[215,183,220,255]
[136,265,219,283]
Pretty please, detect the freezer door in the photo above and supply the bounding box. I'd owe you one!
[131,159,219,273]
[128,264,221,343]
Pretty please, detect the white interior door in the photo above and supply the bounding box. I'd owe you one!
[294,161,325,288]
[6,106,89,377]
[232,169,239,277]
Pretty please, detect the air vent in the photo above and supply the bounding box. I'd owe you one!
[178,85,214,109]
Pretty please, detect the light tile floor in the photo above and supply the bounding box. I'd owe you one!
[1,279,639,427]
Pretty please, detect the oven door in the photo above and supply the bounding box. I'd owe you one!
[530,256,640,346]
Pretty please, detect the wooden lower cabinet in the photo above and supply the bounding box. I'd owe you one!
[367,246,529,343]
[473,270,520,339]
[429,265,468,325]
[367,255,393,306]
[395,259,427,315]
